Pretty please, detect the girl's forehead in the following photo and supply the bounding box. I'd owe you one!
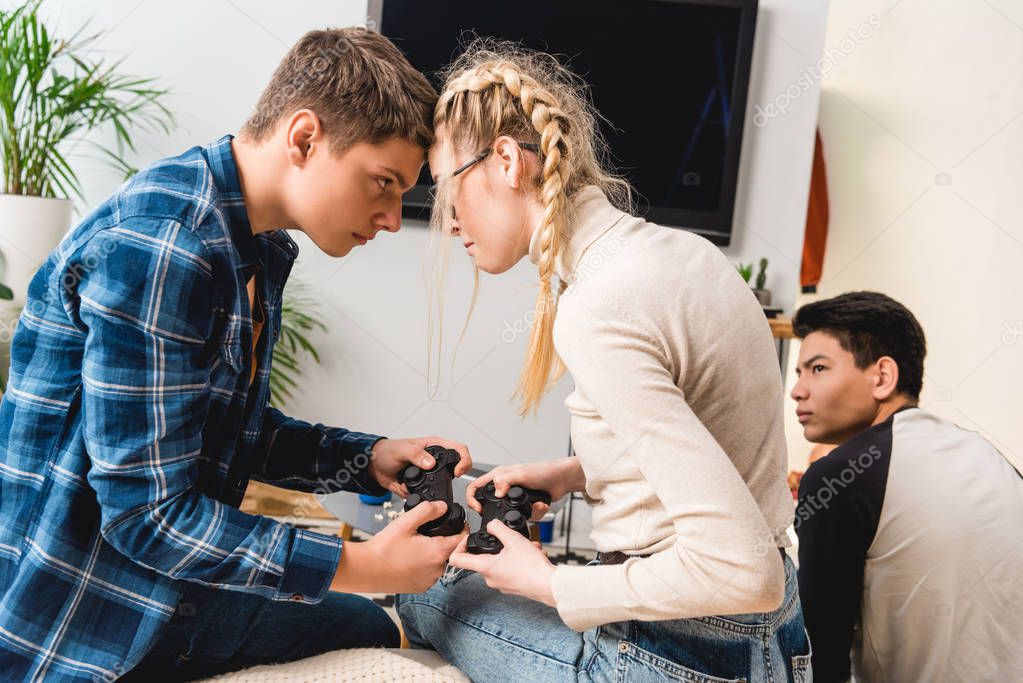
[429,136,478,182]
[428,135,456,174]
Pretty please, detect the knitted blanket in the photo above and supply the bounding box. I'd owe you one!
[201,648,470,682]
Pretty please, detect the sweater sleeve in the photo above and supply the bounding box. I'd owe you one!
[549,293,786,631]
[795,427,890,683]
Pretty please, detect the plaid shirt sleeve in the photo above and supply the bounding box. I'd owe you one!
[75,220,341,603]
[251,408,389,496]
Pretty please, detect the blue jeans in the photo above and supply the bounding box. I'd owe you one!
[396,553,811,682]
[122,581,399,681]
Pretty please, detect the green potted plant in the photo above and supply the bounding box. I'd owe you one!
[737,262,753,284]
[736,259,772,307]
[753,257,771,306]
[270,282,328,409]
[0,0,172,309]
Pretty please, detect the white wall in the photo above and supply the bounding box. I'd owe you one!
[783,0,1023,473]
[10,0,828,546]
[722,1,831,314]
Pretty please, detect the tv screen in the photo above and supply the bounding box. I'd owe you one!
[371,0,758,246]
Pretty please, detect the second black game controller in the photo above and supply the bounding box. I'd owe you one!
[467,482,552,554]
[398,445,466,536]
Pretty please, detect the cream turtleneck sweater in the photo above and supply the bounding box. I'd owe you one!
[529,187,793,632]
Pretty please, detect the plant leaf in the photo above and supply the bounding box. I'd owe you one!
[0,3,173,196]
[269,283,328,409]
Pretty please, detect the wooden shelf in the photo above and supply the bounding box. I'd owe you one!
[240,480,337,519]
[770,316,795,339]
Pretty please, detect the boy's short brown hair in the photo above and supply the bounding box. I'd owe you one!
[242,27,437,152]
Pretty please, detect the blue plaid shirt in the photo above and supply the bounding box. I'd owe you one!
[0,136,388,681]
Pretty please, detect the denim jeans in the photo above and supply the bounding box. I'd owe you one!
[395,553,812,682]
[122,581,399,681]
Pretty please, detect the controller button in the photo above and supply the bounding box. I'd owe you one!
[405,493,422,508]
[403,466,424,486]
[507,486,526,503]
[503,510,525,528]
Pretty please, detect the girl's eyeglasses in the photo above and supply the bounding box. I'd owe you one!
[430,142,541,223]
[450,142,540,178]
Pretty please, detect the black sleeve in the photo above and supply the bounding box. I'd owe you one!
[795,422,892,683]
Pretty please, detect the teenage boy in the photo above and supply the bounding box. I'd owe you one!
[791,291,1023,682]
[0,28,471,681]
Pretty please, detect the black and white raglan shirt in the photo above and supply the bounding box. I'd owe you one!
[795,406,1023,683]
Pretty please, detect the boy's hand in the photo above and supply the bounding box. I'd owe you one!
[369,436,472,496]
[330,500,467,594]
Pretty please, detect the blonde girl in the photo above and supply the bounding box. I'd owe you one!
[395,40,811,683]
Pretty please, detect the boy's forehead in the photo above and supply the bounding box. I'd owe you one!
[353,137,424,185]
[798,331,847,362]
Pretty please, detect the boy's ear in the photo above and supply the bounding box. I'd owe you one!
[284,109,323,166]
[871,356,901,401]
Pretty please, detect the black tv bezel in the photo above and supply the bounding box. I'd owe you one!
[369,0,759,247]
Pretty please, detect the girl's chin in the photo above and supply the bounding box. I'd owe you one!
[477,260,515,276]
[464,246,518,275]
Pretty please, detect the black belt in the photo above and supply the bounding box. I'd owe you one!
[594,550,650,565]
[596,547,788,565]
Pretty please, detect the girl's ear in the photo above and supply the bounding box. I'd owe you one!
[493,135,526,190]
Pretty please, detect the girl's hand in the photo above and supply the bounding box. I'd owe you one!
[447,519,557,607]
[466,458,585,521]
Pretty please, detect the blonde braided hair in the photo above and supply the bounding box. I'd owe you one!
[430,40,629,415]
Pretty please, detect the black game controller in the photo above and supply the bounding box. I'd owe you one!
[398,445,466,536]
[467,482,552,554]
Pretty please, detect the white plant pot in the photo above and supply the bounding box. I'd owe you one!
[0,193,72,309]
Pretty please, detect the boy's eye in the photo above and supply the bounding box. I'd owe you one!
[376,177,392,191]
[812,364,826,374]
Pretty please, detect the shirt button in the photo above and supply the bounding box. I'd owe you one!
[290,593,304,602]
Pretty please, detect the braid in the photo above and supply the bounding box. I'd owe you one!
[427,40,630,415]
[438,62,572,414]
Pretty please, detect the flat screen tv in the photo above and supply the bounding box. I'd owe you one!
[370,0,758,246]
